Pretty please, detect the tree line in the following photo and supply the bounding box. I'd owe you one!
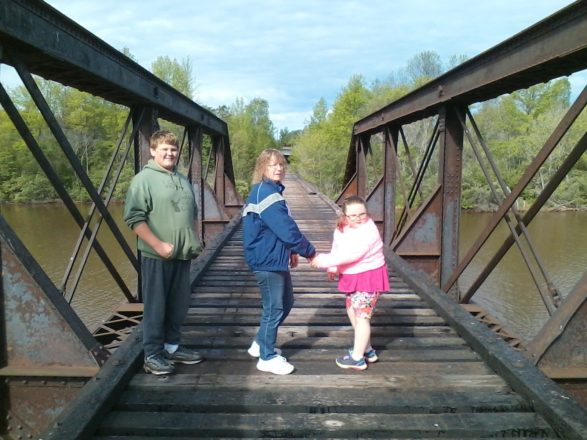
[0,50,585,210]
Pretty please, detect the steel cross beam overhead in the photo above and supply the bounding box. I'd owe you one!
[0,0,227,135]
[353,0,587,135]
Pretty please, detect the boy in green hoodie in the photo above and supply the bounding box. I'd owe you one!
[124,130,203,375]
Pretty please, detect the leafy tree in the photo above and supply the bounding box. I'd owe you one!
[404,50,443,85]
[309,97,328,127]
[1,48,583,212]
[277,128,301,148]
[151,55,195,99]
[512,79,570,118]
[291,75,371,198]
[223,98,277,195]
[465,78,575,209]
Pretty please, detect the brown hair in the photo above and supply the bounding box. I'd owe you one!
[336,195,368,231]
[252,149,286,184]
[150,130,179,150]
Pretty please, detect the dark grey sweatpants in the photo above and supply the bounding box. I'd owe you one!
[141,256,191,358]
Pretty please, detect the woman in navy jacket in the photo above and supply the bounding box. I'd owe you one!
[243,149,316,375]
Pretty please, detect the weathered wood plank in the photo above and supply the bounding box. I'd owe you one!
[81,173,575,439]
[179,324,457,338]
[130,360,494,377]
[178,335,468,350]
[182,315,449,326]
[128,372,508,390]
[96,411,556,438]
[116,388,532,413]
[186,307,440,317]
[180,347,482,362]
[94,436,560,440]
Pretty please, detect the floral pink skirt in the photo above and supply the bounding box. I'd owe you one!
[338,264,390,293]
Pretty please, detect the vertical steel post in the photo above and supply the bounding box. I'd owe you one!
[213,136,226,207]
[438,106,463,299]
[383,127,398,244]
[131,107,158,301]
[188,126,204,244]
[357,136,368,199]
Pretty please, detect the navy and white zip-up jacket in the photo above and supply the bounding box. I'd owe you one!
[243,178,316,271]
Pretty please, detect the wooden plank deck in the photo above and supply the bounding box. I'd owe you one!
[44,174,587,439]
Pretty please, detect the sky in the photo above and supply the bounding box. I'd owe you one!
[3,0,583,133]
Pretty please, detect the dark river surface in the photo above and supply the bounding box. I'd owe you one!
[1,203,586,343]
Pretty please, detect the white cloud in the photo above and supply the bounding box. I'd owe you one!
[35,0,579,132]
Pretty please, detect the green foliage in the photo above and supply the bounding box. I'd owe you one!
[288,55,584,212]
[0,50,583,212]
[277,128,301,146]
[291,75,372,198]
[221,98,277,195]
[0,78,128,203]
[151,55,195,99]
[404,50,443,83]
[464,78,585,209]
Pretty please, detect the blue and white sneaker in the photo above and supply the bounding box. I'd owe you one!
[364,348,378,363]
[348,347,378,363]
[336,354,367,370]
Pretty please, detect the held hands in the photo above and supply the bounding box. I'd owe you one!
[309,254,337,280]
[309,253,323,268]
[289,253,299,268]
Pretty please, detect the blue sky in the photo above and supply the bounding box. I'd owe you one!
[5,1,582,132]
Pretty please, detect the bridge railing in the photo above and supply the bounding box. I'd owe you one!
[337,0,587,380]
[0,1,242,434]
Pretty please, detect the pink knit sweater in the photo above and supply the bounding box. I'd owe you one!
[313,218,385,275]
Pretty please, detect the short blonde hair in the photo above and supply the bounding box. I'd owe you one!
[150,130,179,149]
[252,149,286,184]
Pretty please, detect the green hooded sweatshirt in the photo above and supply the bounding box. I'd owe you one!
[123,159,202,260]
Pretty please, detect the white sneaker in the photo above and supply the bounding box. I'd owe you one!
[256,355,294,375]
[247,340,282,358]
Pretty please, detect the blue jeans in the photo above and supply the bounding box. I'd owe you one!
[254,271,294,360]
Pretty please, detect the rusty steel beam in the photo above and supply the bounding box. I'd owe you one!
[437,106,463,297]
[11,54,139,272]
[526,270,587,380]
[387,250,587,440]
[0,0,227,135]
[443,85,587,295]
[460,130,587,305]
[382,127,397,244]
[354,0,587,135]
[188,126,205,243]
[0,82,135,300]
[0,215,106,371]
[460,108,561,311]
[41,214,244,440]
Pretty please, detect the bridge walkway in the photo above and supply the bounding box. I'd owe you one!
[74,175,567,438]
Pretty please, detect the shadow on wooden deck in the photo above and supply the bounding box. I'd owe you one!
[42,174,587,439]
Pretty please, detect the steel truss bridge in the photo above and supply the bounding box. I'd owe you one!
[0,0,586,438]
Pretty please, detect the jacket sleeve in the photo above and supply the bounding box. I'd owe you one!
[123,176,151,229]
[313,228,371,268]
[325,232,340,273]
[260,198,316,258]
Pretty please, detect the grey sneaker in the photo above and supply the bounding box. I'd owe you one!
[164,346,203,365]
[336,354,367,371]
[348,347,378,363]
[144,353,175,375]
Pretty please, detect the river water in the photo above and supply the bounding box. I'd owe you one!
[1,203,586,342]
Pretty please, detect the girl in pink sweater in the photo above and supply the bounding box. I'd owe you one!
[311,196,389,370]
